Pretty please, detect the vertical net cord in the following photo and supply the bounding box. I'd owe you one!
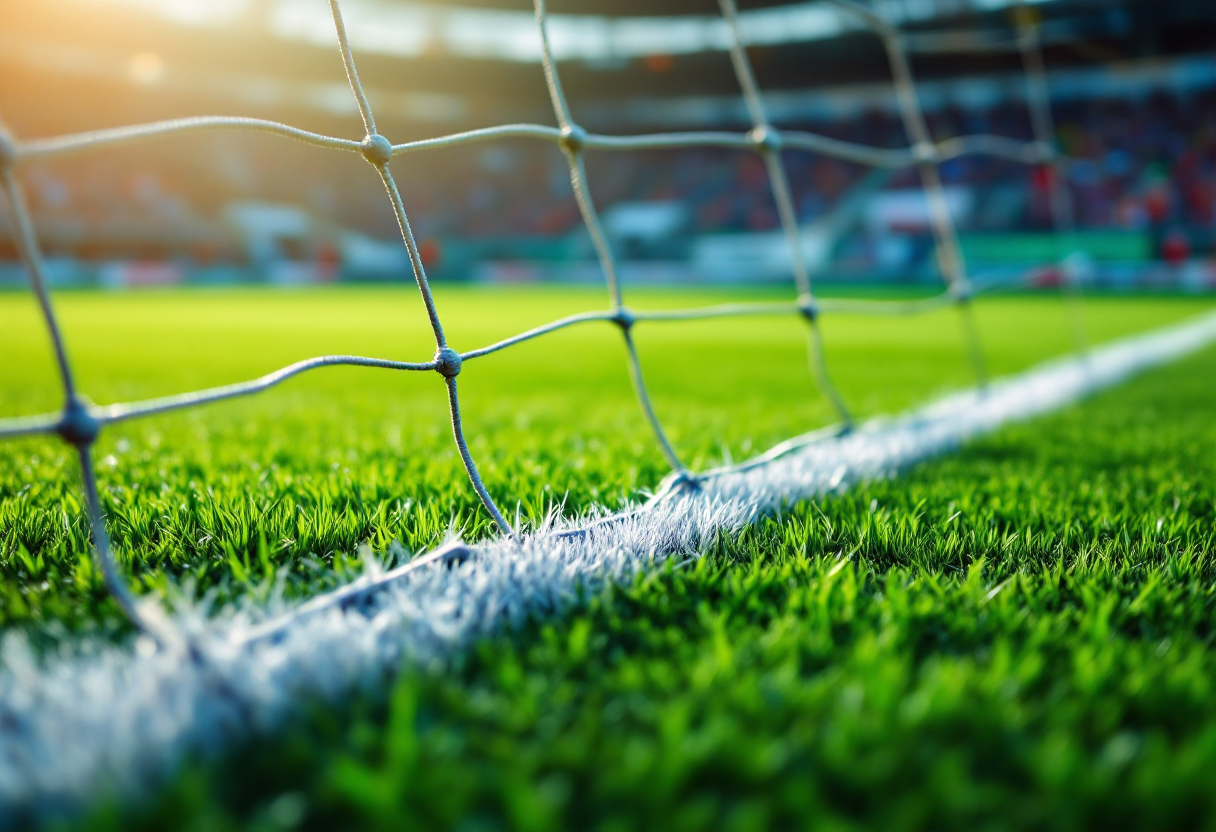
[1014,3,1088,355]
[0,163,167,638]
[326,0,513,536]
[328,0,445,349]
[327,0,377,137]
[375,165,449,349]
[829,0,990,386]
[77,445,173,639]
[379,166,512,536]
[0,168,80,402]
[717,0,853,430]
[533,0,690,480]
[444,378,512,534]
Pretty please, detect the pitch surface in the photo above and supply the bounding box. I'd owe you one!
[2,288,1214,828]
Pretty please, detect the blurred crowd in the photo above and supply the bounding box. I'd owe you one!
[4,86,1215,265]
[451,87,1216,241]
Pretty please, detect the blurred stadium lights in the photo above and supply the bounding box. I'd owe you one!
[0,29,469,123]
[78,0,1065,63]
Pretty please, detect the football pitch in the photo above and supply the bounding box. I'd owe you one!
[3,287,1216,829]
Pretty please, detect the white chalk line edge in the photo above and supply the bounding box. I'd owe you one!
[2,308,1216,821]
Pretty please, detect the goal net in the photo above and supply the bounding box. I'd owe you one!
[0,0,1149,642]
[4,0,1216,816]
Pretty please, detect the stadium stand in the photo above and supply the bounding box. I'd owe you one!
[0,0,1213,287]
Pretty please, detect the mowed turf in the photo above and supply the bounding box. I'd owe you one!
[0,286,1204,631]
[1,287,1215,829]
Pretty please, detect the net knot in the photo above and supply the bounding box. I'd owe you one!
[671,470,701,492]
[558,124,588,155]
[748,125,783,154]
[798,296,819,322]
[57,399,100,446]
[0,127,17,169]
[950,280,974,303]
[1032,141,1056,164]
[359,133,394,166]
[433,347,463,378]
[610,308,635,331]
[912,141,938,164]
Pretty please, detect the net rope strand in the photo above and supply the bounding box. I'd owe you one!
[718,0,853,430]
[1012,0,1088,354]
[532,0,692,480]
[0,0,1086,641]
[20,117,1051,168]
[897,1,1089,354]
[822,0,990,385]
[897,0,1088,353]
[326,0,515,538]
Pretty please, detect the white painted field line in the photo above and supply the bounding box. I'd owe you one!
[2,309,1215,822]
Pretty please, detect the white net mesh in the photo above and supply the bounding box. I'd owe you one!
[0,0,1085,641]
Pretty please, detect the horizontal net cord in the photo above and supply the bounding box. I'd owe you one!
[0,266,1055,442]
[456,309,621,360]
[12,117,362,161]
[9,116,1058,170]
[0,264,1050,442]
[0,413,62,440]
[4,310,1214,824]
[0,356,439,441]
[0,0,1087,645]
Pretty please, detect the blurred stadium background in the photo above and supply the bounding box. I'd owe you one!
[1,0,1213,291]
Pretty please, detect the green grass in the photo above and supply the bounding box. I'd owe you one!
[2,286,1215,829]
